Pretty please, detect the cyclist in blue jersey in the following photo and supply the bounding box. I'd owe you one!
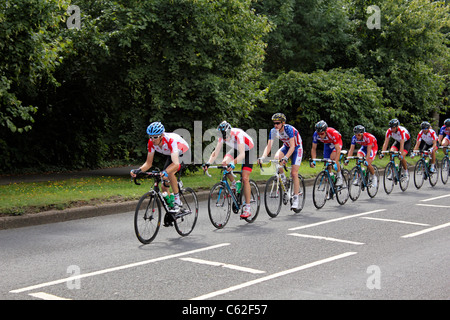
[258,113,304,210]
[438,118,450,148]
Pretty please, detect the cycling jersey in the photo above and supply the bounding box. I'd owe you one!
[312,127,343,148]
[416,128,437,145]
[219,128,254,151]
[439,125,450,138]
[147,132,189,155]
[269,124,302,147]
[385,125,410,142]
[351,132,378,149]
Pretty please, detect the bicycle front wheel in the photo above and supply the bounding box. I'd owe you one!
[414,159,426,189]
[243,180,261,223]
[383,162,395,194]
[399,166,409,192]
[291,174,306,213]
[313,171,329,209]
[441,157,449,184]
[367,165,380,198]
[348,167,362,201]
[134,192,161,244]
[336,169,349,205]
[174,187,199,236]
[264,176,282,218]
[208,182,231,229]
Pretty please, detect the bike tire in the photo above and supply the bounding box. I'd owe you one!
[399,166,409,192]
[429,162,439,187]
[291,174,306,213]
[440,157,449,184]
[244,179,261,223]
[367,165,380,198]
[348,166,362,201]
[313,171,329,209]
[264,176,282,218]
[174,187,199,236]
[336,169,349,205]
[208,182,231,229]
[383,162,395,194]
[134,192,161,244]
[413,159,425,189]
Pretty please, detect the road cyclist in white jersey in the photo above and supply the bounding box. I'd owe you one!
[411,121,438,172]
[130,121,189,215]
[380,118,411,181]
[257,113,304,210]
[203,121,255,219]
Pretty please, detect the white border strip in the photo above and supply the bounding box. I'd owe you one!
[288,233,364,245]
[361,217,431,226]
[191,251,357,300]
[419,194,450,202]
[401,222,450,238]
[10,243,230,294]
[180,257,265,274]
[288,209,385,231]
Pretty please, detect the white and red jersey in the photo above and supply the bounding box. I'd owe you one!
[385,125,410,142]
[219,128,254,151]
[147,132,189,155]
[351,132,378,149]
[416,128,437,145]
[312,127,343,147]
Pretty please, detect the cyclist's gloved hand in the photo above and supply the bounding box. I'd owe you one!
[130,168,142,177]
[202,163,210,171]
[227,163,235,171]
[344,159,349,165]
[410,152,416,159]
[310,160,316,168]
[364,160,369,167]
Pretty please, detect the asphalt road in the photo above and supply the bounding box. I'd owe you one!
[1,182,449,304]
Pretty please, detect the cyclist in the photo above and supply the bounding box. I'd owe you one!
[345,125,378,188]
[379,118,411,180]
[438,118,450,148]
[411,121,438,172]
[310,120,344,186]
[257,113,304,210]
[130,122,189,214]
[203,121,254,219]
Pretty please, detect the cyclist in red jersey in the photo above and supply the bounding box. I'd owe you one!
[130,122,189,213]
[380,119,411,180]
[345,125,378,188]
[203,121,254,219]
[411,121,438,172]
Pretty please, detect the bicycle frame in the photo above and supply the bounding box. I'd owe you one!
[413,149,433,179]
[346,156,371,189]
[261,160,291,200]
[205,166,242,211]
[381,150,402,182]
[312,159,340,196]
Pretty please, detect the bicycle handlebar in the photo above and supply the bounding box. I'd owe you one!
[133,170,162,185]
[203,165,237,178]
[258,159,288,173]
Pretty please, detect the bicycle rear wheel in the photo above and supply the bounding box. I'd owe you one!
[313,171,329,209]
[264,176,282,218]
[348,167,362,201]
[414,159,426,189]
[367,165,380,198]
[243,179,261,223]
[208,182,231,229]
[291,174,306,213]
[383,162,395,194]
[399,166,409,192]
[174,187,198,236]
[440,157,449,184]
[429,162,439,187]
[336,169,349,205]
[134,192,161,244]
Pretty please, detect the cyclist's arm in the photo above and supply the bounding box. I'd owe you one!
[259,139,273,160]
[131,151,154,177]
[365,144,372,162]
[283,137,296,160]
[347,144,355,158]
[165,152,180,175]
[206,140,223,165]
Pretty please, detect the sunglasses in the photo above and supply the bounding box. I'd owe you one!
[273,122,282,126]
[149,135,162,140]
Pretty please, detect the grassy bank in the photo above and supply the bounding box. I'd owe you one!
[0,156,433,216]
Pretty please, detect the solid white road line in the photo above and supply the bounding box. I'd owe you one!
[191,251,358,300]
[360,217,431,226]
[416,204,450,209]
[288,209,386,231]
[180,257,266,274]
[288,233,365,245]
[29,292,71,300]
[401,222,450,238]
[419,194,450,202]
[10,243,230,294]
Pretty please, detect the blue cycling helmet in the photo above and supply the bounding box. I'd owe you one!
[146,122,165,136]
[217,121,232,139]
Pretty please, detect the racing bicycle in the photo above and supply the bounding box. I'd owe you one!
[205,166,260,229]
[259,159,306,217]
[380,150,410,194]
[133,169,198,244]
[346,156,380,200]
[412,149,439,189]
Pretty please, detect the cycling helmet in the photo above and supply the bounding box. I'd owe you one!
[389,119,400,128]
[217,121,232,139]
[444,118,450,127]
[272,113,286,123]
[420,121,431,130]
[315,120,328,133]
[353,125,365,134]
[146,122,165,136]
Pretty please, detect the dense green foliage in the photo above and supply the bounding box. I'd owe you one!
[1,0,449,173]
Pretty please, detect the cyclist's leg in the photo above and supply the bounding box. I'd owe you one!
[223,152,236,184]
[401,139,411,170]
[290,145,303,195]
[274,145,289,175]
[241,152,253,218]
